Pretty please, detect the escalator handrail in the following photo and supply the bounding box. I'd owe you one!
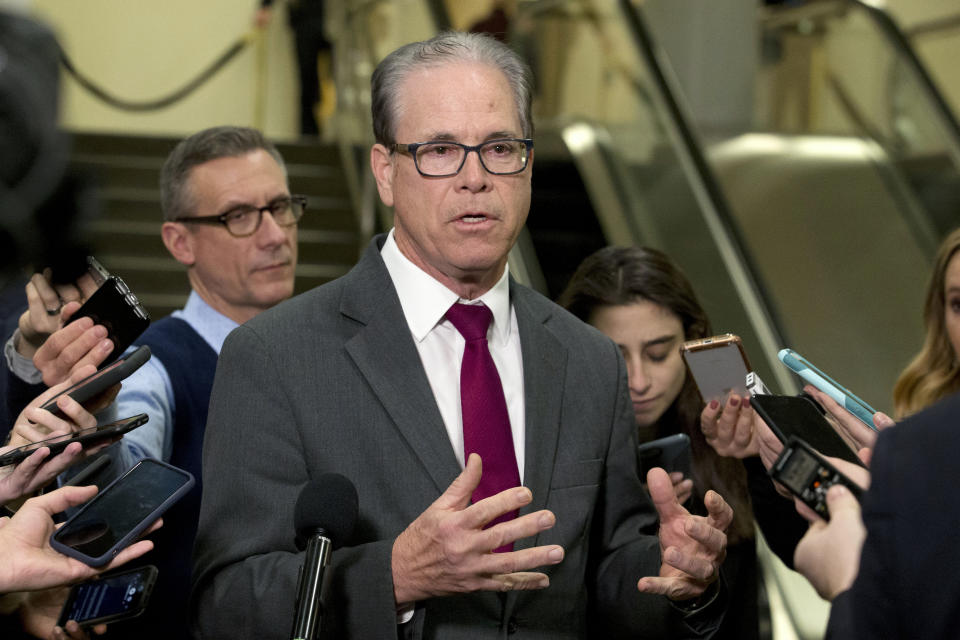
[761,0,960,163]
[616,0,795,393]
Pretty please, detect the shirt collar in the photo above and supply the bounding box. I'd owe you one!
[171,290,239,354]
[380,229,512,345]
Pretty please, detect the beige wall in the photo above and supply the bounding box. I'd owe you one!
[30,0,299,139]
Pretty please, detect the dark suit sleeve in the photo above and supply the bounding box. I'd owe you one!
[588,342,724,639]
[190,324,400,640]
[825,425,901,639]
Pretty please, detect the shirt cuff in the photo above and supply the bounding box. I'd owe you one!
[668,579,721,617]
[3,331,42,385]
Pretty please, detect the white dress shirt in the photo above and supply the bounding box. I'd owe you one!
[380,230,526,482]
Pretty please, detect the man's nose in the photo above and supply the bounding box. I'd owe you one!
[256,210,289,245]
[457,149,491,192]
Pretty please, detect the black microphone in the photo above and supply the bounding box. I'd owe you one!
[290,473,358,640]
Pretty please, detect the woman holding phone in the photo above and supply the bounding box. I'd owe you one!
[558,245,763,640]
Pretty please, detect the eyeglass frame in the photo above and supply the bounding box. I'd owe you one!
[390,138,534,177]
[171,194,307,238]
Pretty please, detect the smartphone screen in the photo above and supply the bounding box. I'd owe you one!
[637,433,691,477]
[682,335,751,403]
[0,414,148,467]
[51,459,194,566]
[751,394,865,467]
[58,565,157,627]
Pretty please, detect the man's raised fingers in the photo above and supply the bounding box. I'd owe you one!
[661,544,718,582]
[703,490,734,532]
[478,544,564,578]
[476,509,555,551]
[637,576,702,601]
[647,467,685,520]
[433,452,484,511]
[462,484,533,532]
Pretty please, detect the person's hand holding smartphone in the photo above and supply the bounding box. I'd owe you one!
[0,485,158,593]
[64,258,149,369]
[0,370,120,504]
[16,264,101,362]
[57,565,158,629]
[0,415,148,469]
[29,257,150,386]
[700,390,759,459]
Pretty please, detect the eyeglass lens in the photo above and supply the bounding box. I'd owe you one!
[223,197,303,236]
[415,140,528,176]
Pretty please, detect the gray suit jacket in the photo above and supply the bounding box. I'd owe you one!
[191,236,722,639]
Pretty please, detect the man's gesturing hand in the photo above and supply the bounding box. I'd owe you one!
[637,467,732,601]
[391,453,564,607]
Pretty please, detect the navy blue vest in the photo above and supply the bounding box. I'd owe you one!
[124,316,218,638]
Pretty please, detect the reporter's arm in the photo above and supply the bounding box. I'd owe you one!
[0,485,155,593]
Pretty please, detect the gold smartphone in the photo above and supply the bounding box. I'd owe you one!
[681,334,752,403]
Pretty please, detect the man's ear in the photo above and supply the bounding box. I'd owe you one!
[370,143,395,207]
[161,222,195,267]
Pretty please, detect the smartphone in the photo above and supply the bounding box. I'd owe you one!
[745,371,772,397]
[750,393,865,467]
[39,345,151,419]
[769,437,864,520]
[777,348,877,431]
[86,255,111,287]
[0,414,149,467]
[637,433,691,477]
[57,565,157,628]
[67,271,150,367]
[681,334,752,403]
[50,459,194,567]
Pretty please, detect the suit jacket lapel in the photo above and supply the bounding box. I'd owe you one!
[340,239,462,495]
[511,281,567,548]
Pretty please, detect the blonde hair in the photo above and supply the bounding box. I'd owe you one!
[893,228,960,418]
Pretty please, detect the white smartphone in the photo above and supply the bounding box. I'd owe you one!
[681,334,752,403]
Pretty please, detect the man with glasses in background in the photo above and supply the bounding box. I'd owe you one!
[101,125,302,639]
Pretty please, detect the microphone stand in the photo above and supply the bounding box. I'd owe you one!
[291,532,331,640]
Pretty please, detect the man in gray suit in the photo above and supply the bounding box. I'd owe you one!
[192,31,732,639]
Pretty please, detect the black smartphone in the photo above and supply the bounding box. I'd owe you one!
[637,433,692,477]
[50,459,194,567]
[40,345,151,419]
[751,393,865,467]
[769,436,864,521]
[57,565,157,628]
[67,270,150,367]
[0,413,149,467]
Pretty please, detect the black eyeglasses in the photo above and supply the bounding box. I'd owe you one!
[390,138,533,177]
[173,195,307,238]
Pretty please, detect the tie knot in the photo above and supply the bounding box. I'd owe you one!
[445,302,492,341]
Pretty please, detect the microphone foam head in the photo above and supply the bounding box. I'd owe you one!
[294,473,358,550]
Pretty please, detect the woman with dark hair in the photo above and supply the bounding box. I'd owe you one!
[558,245,765,639]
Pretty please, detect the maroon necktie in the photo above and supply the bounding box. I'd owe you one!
[446,302,520,552]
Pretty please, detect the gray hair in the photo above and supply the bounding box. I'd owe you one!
[159,126,286,221]
[370,31,534,145]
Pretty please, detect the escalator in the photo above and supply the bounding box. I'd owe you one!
[502,0,960,416]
